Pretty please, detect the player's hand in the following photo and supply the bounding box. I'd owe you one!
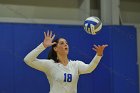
[92,44,108,56]
[43,31,56,48]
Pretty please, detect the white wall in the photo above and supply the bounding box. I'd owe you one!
[120,1,140,24]
[121,1,140,12]
[121,12,140,24]
[0,4,81,20]
[1,1,139,25]
[0,4,83,25]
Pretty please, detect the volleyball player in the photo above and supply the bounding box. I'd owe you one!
[24,31,108,93]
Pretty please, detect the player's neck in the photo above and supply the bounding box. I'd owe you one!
[57,54,68,66]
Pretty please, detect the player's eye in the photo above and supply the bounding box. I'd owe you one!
[59,42,64,45]
[59,41,68,45]
[65,42,68,45]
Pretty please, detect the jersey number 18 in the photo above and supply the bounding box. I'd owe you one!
[64,73,72,82]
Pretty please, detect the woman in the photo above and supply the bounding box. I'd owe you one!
[24,31,108,93]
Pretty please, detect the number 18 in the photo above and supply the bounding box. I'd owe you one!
[64,73,72,82]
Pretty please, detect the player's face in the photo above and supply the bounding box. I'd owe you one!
[54,38,69,55]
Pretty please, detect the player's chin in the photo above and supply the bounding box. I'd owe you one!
[64,50,69,55]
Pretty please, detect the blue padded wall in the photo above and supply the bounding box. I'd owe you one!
[0,23,139,93]
[111,26,139,93]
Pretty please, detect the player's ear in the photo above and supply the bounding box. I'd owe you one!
[53,47,57,52]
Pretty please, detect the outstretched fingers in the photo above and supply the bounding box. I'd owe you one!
[52,34,55,40]
[45,30,56,39]
[92,44,108,51]
[92,47,97,52]
[102,44,108,49]
[44,32,47,38]
[103,44,108,47]
[92,45,98,51]
[46,30,52,37]
[49,31,52,37]
[93,45,98,49]
[47,30,50,37]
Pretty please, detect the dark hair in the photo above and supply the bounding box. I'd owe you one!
[47,38,60,63]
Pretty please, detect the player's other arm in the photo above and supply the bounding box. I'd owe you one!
[78,44,108,74]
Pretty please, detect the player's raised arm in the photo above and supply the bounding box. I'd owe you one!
[24,31,56,71]
[78,44,108,74]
